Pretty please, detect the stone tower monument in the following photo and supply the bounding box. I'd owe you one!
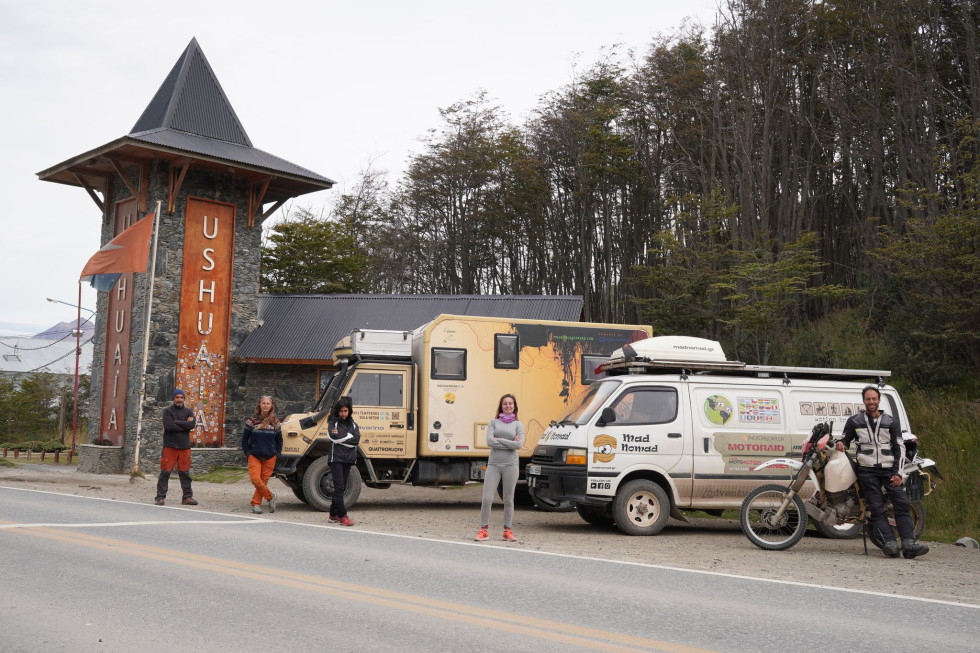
[37,38,334,473]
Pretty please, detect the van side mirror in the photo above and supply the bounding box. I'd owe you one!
[597,407,616,427]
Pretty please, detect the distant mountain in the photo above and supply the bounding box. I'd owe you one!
[33,317,96,340]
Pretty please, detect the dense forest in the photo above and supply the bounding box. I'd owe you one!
[261,0,980,390]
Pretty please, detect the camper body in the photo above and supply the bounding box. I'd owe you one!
[526,336,912,535]
[275,314,651,511]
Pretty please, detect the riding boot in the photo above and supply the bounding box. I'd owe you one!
[902,541,929,558]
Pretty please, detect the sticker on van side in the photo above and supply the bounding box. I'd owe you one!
[712,432,804,474]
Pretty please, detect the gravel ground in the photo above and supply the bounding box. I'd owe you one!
[2,462,978,606]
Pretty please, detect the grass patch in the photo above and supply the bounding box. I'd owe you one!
[905,388,980,542]
[0,458,16,468]
[196,465,249,484]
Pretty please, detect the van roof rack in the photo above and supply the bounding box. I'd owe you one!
[598,357,891,382]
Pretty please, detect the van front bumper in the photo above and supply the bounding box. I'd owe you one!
[526,463,588,504]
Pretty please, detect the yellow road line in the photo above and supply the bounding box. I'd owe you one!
[7,525,712,653]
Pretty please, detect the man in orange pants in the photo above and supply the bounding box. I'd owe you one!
[155,389,198,506]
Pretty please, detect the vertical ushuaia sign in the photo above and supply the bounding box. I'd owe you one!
[176,197,235,446]
[98,197,138,445]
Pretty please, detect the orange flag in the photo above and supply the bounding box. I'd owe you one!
[79,213,155,291]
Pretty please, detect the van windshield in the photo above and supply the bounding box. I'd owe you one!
[556,380,621,425]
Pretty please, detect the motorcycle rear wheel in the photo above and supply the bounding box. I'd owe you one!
[740,484,808,551]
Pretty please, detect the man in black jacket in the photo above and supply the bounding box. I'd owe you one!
[154,389,198,506]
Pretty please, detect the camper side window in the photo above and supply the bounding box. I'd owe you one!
[431,348,466,380]
[494,334,519,369]
[582,355,607,385]
[611,388,678,425]
[348,372,403,407]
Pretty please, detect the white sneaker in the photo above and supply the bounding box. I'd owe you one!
[251,505,262,514]
[268,493,277,513]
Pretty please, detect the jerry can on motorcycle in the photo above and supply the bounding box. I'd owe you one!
[823,449,858,493]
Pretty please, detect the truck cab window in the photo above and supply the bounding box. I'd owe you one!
[611,388,678,425]
[349,372,403,407]
[494,334,519,369]
[431,348,466,380]
[582,355,607,385]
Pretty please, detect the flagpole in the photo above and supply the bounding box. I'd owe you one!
[131,200,161,475]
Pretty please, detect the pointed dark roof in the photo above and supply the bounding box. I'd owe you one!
[130,38,252,146]
[38,38,334,207]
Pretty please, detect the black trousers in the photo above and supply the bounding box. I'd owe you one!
[156,468,193,501]
[329,460,352,518]
[857,466,915,544]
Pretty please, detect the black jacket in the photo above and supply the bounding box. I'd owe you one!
[162,404,196,449]
[327,417,360,464]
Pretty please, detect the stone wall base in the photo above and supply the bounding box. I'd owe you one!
[77,444,125,474]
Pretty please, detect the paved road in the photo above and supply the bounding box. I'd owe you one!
[1,486,977,653]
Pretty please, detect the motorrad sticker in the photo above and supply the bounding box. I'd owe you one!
[704,395,734,425]
[593,434,616,463]
[737,397,781,424]
[712,432,803,474]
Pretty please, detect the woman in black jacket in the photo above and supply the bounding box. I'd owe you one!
[327,396,360,526]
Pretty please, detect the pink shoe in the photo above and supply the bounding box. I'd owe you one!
[339,515,355,527]
[502,528,517,542]
[328,515,340,523]
[474,527,489,541]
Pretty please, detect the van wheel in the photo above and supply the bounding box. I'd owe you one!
[612,480,670,536]
[302,457,362,512]
[576,504,615,527]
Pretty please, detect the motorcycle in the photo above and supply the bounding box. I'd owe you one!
[739,422,941,551]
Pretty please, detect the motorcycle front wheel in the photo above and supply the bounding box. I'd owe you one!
[740,484,808,550]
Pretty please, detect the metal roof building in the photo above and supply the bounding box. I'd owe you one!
[235,294,585,364]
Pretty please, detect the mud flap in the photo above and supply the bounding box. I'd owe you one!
[670,504,689,523]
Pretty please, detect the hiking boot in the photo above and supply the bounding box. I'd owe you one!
[268,493,277,513]
[251,505,262,514]
[339,515,355,527]
[154,498,165,506]
[474,528,489,541]
[883,540,901,558]
[903,541,930,559]
[502,528,517,542]
[181,497,198,506]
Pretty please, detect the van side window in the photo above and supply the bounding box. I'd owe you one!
[582,355,607,385]
[494,334,519,369]
[611,388,678,425]
[348,372,403,407]
[431,348,466,380]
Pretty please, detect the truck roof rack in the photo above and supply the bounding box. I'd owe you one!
[598,357,891,382]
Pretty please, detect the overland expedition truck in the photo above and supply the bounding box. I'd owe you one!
[275,314,651,511]
[526,335,922,536]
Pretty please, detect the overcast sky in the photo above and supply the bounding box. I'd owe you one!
[0,0,717,338]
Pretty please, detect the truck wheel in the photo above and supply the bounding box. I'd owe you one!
[302,457,362,512]
[612,479,671,536]
[291,485,309,504]
[576,504,615,527]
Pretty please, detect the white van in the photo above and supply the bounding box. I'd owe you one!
[526,336,916,536]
